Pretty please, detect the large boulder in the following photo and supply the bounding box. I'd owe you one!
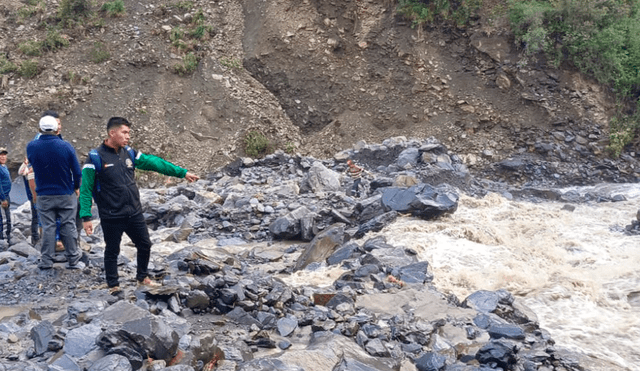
[301,161,341,193]
[269,206,312,239]
[381,184,458,219]
[294,224,345,271]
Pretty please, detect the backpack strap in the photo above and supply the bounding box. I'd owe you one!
[88,149,102,193]
[124,145,136,168]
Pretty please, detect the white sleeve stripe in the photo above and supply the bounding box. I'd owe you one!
[83,164,96,170]
[136,151,142,160]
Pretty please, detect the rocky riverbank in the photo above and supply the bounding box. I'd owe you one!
[0,137,629,371]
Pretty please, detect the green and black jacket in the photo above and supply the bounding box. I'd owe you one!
[79,142,188,221]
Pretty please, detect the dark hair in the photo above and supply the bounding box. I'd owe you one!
[106,117,131,132]
[41,110,59,118]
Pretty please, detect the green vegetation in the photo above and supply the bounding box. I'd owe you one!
[284,141,297,154]
[506,0,640,155]
[18,30,69,57]
[42,29,70,51]
[173,52,199,75]
[607,101,640,157]
[397,0,481,28]
[88,41,110,63]
[244,131,271,158]
[19,40,42,56]
[168,8,214,51]
[100,0,125,17]
[0,56,18,74]
[220,57,242,70]
[396,0,640,156]
[58,0,92,25]
[17,0,44,21]
[175,1,194,11]
[18,60,39,78]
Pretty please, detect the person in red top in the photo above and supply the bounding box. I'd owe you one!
[18,157,39,245]
[346,159,366,198]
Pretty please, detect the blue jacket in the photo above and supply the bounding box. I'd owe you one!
[0,165,10,201]
[27,134,81,196]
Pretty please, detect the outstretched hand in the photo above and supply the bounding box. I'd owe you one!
[184,172,199,182]
[83,221,93,236]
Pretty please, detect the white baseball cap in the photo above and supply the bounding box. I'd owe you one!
[39,116,59,132]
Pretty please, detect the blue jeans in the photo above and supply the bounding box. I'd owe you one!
[0,195,10,241]
[37,195,81,268]
[352,178,362,197]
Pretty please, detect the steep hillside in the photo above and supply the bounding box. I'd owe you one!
[1,0,635,187]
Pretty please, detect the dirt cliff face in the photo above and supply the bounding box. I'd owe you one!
[0,0,620,185]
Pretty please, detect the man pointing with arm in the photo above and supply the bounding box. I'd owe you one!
[79,117,199,295]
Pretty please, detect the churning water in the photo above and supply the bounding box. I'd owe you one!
[148,183,640,370]
[378,184,640,371]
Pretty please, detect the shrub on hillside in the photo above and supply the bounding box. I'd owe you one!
[100,0,125,17]
[88,41,110,63]
[397,0,481,28]
[172,52,199,75]
[508,0,640,155]
[42,30,70,51]
[58,0,92,23]
[18,60,39,78]
[0,56,18,74]
[244,131,272,158]
[19,40,42,56]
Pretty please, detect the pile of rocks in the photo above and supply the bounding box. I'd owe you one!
[0,137,607,370]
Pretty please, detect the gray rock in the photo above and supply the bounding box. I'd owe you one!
[185,290,210,310]
[487,323,526,340]
[49,353,81,371]
[396,261,433,284]
[294,223,345,271]
[301,161,341,193]
[354,211,398,239]
[381,184,458,219]
[364,338,390,357]
[88,354,132,371]
[397,147,420,168]
[475,340,517,369]
[269,206,311,239]
[326,241,359,266]
[277,315,298,337]
[64,323,102,357]
[30,320,55,356]
[8,241,39,257]
[415,352,447,371]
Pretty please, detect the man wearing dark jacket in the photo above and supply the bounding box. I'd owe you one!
[27,115,83,269]
[0,147,11,245]
[80,117,199,295]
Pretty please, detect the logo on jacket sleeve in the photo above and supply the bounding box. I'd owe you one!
[125,158,133,168]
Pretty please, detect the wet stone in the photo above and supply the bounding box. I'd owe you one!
[365,338,390,357]
[87,354,133,371]
[277,315,298,337]
[30,320,55,356]
[488,323,526,340]
[415,352,447,371]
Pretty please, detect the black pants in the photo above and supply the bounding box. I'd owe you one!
[0,195,11,241]
[101,213,152,288]
[29,200,39,242]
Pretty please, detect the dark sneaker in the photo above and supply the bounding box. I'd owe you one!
[66,261,86,270]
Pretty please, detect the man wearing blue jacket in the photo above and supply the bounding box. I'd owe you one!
[0,147,11,245]
[27,115,83,270]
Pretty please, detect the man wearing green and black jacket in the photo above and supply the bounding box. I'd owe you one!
[79,117,199,295]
